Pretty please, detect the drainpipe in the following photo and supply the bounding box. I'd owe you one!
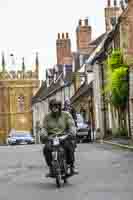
[127,67,131,138]
[86,64,95,142]
[91,88,95,141]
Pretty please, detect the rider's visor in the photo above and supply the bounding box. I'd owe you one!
[52,103,60,108]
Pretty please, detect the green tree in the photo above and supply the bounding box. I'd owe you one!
[105,49,128,135]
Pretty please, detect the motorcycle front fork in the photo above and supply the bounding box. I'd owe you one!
[52,150,68,174]
[52,151,58,161]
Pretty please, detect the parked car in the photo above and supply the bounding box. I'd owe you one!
[76,113,91,143]
[7,131,35,145]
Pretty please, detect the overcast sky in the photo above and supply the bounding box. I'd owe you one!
[0,0,107,79]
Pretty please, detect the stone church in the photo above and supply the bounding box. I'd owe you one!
[0,53,40,144]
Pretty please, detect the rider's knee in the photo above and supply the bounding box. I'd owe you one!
[43,143,51,154]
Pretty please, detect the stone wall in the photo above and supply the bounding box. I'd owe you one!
[0,79,39,144]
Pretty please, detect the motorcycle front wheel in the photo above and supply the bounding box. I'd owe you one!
[56,174,61,188]
[52,160,62,188]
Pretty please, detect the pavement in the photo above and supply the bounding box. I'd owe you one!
[102,138,133,151]
[0,143,133,200]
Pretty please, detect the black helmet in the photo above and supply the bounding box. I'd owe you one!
[56,100,62,107]
[49,99,56,110]
[49,99,62,110]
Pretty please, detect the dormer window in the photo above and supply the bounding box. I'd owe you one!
[53,74,56,83]
[81,76,85,85]
[46,78,50,87]
[79,55,84,66]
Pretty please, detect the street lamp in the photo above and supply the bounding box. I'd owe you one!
[35,121,41,144]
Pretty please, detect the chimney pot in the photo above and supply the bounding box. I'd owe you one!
[62,33,64,39]
[79,19,82,26]
[66,32,69,39]
[85,18,88,26]
[108,0,111,7]
[58,33,60,39]
[114,0,117,6]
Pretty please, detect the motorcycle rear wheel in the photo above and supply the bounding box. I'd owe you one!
[63,177,67,184]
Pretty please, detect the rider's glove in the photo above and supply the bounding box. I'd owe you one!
[40,135,48,144]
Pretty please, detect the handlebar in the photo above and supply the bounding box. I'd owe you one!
[40,131,76,144]
[48,133,68,140]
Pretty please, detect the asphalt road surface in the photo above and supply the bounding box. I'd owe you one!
[0,143,133,200]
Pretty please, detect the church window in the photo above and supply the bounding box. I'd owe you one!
[18,95,24,112]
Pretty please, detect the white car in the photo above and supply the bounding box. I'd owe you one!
[76,114,91,143]
[7,131,35,145]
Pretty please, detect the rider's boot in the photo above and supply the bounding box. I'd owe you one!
[70,164,79,175]
[45,166,53,177]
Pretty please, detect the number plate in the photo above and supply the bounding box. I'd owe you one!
[53,138,59,145]
[20,141,27,144]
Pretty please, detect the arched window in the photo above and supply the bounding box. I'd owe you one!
[18,95,24,112]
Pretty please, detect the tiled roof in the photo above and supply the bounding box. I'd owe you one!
[89,33,106,47]
[70,82,92,104]
[32,81,47,104]
[48,68,55,76]
[89,30,116,65]
[75,33,106,73]
[64,71,74,84]
[33,34,106,105]
[41,74,70,101]
[32,69,74,104]
[87,8,131,67]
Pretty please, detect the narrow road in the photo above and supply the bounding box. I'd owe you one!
[0,143,133,200]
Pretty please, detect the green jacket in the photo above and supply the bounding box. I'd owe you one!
[41,111,76,136]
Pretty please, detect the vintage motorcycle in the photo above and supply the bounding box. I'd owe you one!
[45,133,76,188]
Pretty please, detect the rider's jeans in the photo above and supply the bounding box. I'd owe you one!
[43,138,75,167]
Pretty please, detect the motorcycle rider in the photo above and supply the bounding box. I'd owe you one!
[40,98,78,177]
[63,97,77,127]
[63,98,77,149]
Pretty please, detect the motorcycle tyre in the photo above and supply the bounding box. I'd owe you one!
[56,174,61,188]
[63,177,67,184]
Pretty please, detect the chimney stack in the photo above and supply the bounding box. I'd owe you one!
[56,32,72,65]
[105,0,121,32]
[76,18,92,53]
